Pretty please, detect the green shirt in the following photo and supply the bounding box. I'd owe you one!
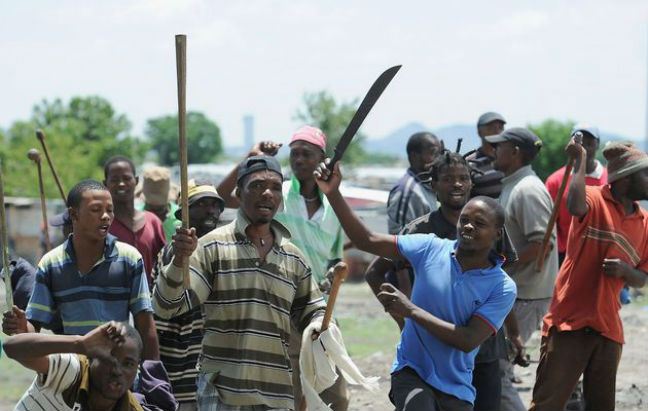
[274,176,344,283]
[139,202,182,242]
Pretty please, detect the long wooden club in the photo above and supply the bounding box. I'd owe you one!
[0,159,14,310]
[28,149,51,251]
[175,34,191,288]
[535,132,583,272]
[36,130,67,203]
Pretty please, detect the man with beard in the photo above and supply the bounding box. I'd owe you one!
[5,321,144,411]
[486,128,558,411]
[154,156,327,411]
[104,156,166,287]
[152,180,224,410]
[530,142,648,410]
[315,159,516,411]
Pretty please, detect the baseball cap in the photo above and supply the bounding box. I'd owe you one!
[477,112,506,127]
[174,179,225,219]
[290,126,327,151]
[571,123,600,140]
[485,127,543,150]
[237,155,283,187]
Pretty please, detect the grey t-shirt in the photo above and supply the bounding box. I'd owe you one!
[499,165,558,299]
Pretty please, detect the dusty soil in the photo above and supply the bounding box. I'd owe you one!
[337,283,648,411]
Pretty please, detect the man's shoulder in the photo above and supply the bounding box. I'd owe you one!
[38,243,69,270]
[546,166,567,184]
[113,241,144,264]
[197,221,239,246]
[278,241,310,269]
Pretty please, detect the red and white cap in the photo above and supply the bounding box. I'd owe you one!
[290,126,327,151]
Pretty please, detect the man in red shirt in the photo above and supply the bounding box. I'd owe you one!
[530,141,648,410]
[104,156,166,288]
[545,124,607,265]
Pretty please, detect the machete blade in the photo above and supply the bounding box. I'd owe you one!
[327,65,402,171]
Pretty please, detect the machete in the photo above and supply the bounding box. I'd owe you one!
[326,65,401,172]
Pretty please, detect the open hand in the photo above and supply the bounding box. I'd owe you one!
[249,141,282,157]
[81,321,126,362]
[313,159,342,196]
[2,305,28,335]
[377,283,416,319]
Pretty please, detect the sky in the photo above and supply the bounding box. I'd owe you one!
[2,0,648,148]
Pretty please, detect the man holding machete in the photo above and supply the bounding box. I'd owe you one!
[314,159,516,411]
[216,126,349,410]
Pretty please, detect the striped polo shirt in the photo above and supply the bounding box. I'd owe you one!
[26,234,153,335]
[274,176,344,282]
[387,168,438,234]
[153,211,326,409]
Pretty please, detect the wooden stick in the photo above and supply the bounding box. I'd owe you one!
[321,262,349,333]
[535,133,583,272]
[36,130,67,203]
[175,34,191,289]
[0,159,14,310]
[28,149,51,251]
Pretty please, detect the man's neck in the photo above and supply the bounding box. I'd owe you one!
[86,389,119,411]
[610,186,635,215]
[455,247,492,272]
[439,204,461,227]
[245,221,273,238]
[72,234,104,261]
[298,178,319,199]
[114,201,135,220]
[503,163,525,177]
[585,158,597,175]
[480,142,495,158]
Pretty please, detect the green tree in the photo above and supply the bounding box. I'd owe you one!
[294,91,367,164]
[3,96,147,198]
[146,112,223,166]
[528,119,576,181]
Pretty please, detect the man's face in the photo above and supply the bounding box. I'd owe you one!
[456,199,500,252]
[493,141,516,173]
[581,133,599,164]
[626,168,648,201]
[237,170,283,224]
[90,338,140,401]
[70,190,113,242]
[478,121,505,139]
[189,197,222,237]
[145,203,168,222]
[104,162,137,204]
[289,141,324,182]
[411,138,443,173]
[433,164,472,211]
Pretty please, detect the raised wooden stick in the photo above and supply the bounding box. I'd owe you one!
[0,159,14,309]
[535,132,583,272]
[28,149,51,251]
[36,130,67,203]
[321,262,349,333]
[175,34,191,288]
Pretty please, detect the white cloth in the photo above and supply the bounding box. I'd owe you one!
[299,318,379,411]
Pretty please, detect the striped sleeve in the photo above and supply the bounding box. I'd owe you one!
[291,263,326,333]
[129,252,153,315]
[153,241,214,319]
[38,353,80,392]
[25,266,55,326]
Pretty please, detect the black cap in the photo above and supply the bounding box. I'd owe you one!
[477,112,506,127]
[485,127,543,150]
[237,155,283,187]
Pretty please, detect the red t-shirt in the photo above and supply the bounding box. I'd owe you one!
[109,210,166,287]
[542,185,648,344]
[545,162,607,253]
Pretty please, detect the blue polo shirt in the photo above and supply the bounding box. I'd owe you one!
[26,234,153,335]
[393,234,516,404]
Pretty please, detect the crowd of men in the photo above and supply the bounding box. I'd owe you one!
[1,113,647,411]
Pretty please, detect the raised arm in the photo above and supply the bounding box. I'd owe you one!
[3,321,126,374]
[314,161,399,260]
[217,141,283,208]
[565,138,589,218]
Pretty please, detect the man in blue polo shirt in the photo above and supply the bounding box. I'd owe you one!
[315,160,517,410]
[5,179,159,360]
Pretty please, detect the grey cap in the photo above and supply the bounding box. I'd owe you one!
[571,123,600,140]
[477,112,506,127]
[485,127,543,150]
[237,155,283,186]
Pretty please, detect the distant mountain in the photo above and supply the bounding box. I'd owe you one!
[364,122,480,158]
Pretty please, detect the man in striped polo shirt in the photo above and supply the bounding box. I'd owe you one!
[18,179,159,360]
[154,156,326,411]
[153,179,225,410]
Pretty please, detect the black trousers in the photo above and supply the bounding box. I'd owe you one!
[472,359,501,411]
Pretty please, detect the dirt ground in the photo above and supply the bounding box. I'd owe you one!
[337,283,648,411]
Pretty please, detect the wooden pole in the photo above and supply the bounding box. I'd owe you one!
[0,159,14,310]
[175,34,191,288]
[28,149,51,251]
[36,130,67,203]
[320,262,349,333]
